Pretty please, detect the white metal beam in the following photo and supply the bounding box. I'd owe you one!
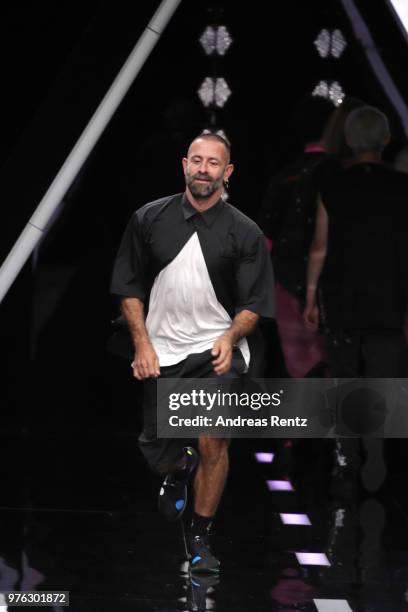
[341,0,408,138]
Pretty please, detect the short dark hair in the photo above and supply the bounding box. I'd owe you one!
[188,131,231,162]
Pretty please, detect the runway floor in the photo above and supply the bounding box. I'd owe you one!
[1,434,408,611]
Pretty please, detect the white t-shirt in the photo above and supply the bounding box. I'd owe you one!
[146,232,250,368]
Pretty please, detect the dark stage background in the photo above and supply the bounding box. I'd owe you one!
[0,0,408,550]
[2,3,408,610]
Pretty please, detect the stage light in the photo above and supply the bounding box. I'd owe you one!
[200,26,216,55]
[214,78,231,107]
[201,128,229,142]
[329,81,345,106]
[215,129,228,140]
[312,80,345,107]
[266,480,294,491]
[280,513,311,525]
[255,452,274,463]
[198,77,215,107]
[215,25,233,55]
[331,29,347,58]
[314,600,353,611]
[199,25,233,56]
[312,80,329,99]
[198,77,231,108]
[314,29,331,58]
[314,28,347,58]
[295,552,330,566]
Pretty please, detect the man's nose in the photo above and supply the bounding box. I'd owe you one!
[198,161,209,173]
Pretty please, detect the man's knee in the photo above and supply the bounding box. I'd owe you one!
[138,436,187,476]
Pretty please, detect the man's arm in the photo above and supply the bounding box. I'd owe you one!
[212,309,259,375]
[304,196,328,330]
[121,297,160,380]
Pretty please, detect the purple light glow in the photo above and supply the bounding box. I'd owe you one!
[295,552,330,566]
[255,452,274,463]
[280,513,311,525]
[266,480,294,491]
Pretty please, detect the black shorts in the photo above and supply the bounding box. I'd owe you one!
[138,347,246,474]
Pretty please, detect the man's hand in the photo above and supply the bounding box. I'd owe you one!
[211,335,234,375]
[303,301,320,332]
[131,342,160,380]
[121,297,159,379]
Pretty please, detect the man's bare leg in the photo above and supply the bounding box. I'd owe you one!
[186,436,228,572]
[194,436,229,516]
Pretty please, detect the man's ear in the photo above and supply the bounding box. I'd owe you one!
[224,163,234,181]
[182,157,188,174]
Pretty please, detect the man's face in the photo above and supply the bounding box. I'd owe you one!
[182,138,233,200]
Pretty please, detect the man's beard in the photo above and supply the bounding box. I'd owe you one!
[185,172,224,200]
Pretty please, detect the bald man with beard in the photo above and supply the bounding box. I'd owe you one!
[110,133,275,573]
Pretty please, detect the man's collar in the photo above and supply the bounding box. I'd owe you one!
[181,192,224,227]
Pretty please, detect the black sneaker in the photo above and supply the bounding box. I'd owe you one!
[188,533,220,574]
[158,447,198,521]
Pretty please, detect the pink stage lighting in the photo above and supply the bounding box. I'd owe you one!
[255,452,274,463]
[266,480,294,492]
[295,552,330,566]
[280,513,311,526]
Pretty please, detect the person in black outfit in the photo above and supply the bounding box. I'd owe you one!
[305,105,408,375]
[110,133,275,572]
[304,106,408,491]
[257,96,334,378]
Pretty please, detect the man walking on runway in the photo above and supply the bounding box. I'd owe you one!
[304,106,408,493]
[110,132,275,572]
